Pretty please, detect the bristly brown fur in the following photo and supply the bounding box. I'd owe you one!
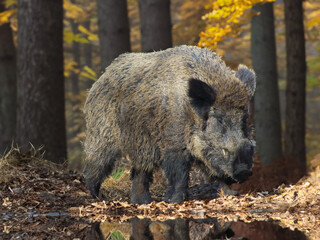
[83,45,256,203]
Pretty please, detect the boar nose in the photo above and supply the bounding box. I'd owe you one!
[233,143,254,182]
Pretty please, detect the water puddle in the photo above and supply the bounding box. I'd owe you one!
[88,217,308,240]
[1,211,69,220]
[1,211,309,239]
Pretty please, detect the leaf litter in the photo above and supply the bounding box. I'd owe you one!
[0,147,319,239]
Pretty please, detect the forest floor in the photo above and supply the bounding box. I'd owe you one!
[0,148,319,239]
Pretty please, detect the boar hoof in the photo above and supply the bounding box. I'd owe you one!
[86,179,101,198]
[131,193,152,204]
[164,186,175,201]
[167,191,188,203]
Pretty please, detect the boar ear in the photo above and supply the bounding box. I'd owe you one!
[188,78,216,118]
[236,65,256,98]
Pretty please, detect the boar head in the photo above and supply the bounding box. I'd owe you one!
[188,65,256,184]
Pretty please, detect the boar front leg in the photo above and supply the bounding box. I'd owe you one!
[130,168,153,204]
[162,152,191,203]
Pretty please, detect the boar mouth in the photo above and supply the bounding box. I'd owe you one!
[215,170,251,185]
[218,175,237,185]
[232,160,253,183]
[206,147,252,184]
[234,168,252,183]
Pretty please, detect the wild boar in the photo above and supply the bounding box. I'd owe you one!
[83,45,256,204]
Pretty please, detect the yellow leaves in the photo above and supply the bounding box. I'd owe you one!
[64,0,84,20]
[307,15,320,28]
[78,25,98,41]
[199,0,275,50]
[65,61,96,82]
[0,9,16,26]
[64,30,89,44]
[305,0,320,29]
[80,66,97,82]
[305,6,320,29]
[64,0,93,22]
[64,61,79,78]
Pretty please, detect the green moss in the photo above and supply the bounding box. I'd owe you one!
[110,231,125,240]
[111,168,125,180]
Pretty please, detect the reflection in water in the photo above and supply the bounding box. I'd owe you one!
[85,218,307,240]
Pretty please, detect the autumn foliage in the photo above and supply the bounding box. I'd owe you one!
[198,0,275,49]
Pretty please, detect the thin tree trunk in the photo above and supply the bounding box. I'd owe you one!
[17,0,67,163]
[284,0,306,167]
[138,0,172,52]
[83,21,92,69]
[97,0,131,70]
[0,1,16,153]
[83,20,93,90]
[70,18,80,95]
[251,3,282,165]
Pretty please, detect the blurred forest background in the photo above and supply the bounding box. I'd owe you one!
[0,0,319,184]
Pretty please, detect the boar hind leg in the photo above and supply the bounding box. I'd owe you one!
[130,168,153,204]
[162,153,191,203]
[84,146,120,198]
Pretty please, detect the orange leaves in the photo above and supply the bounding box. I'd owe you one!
[198,0,275,49]
[0,8,16,26]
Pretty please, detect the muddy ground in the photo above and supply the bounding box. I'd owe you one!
[0,149,319,239]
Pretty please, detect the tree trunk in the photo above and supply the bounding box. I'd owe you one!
[83,20,93,90]
[138,0,172,52]
[97,0,131,70]
[17,0,67,163]
[284,0,306,167]
[0,1,17,153]
[70,18,80,95]
[251,3,282,165]
[83,21,92,69]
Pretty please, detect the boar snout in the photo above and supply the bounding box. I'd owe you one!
[233,143,254,183]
